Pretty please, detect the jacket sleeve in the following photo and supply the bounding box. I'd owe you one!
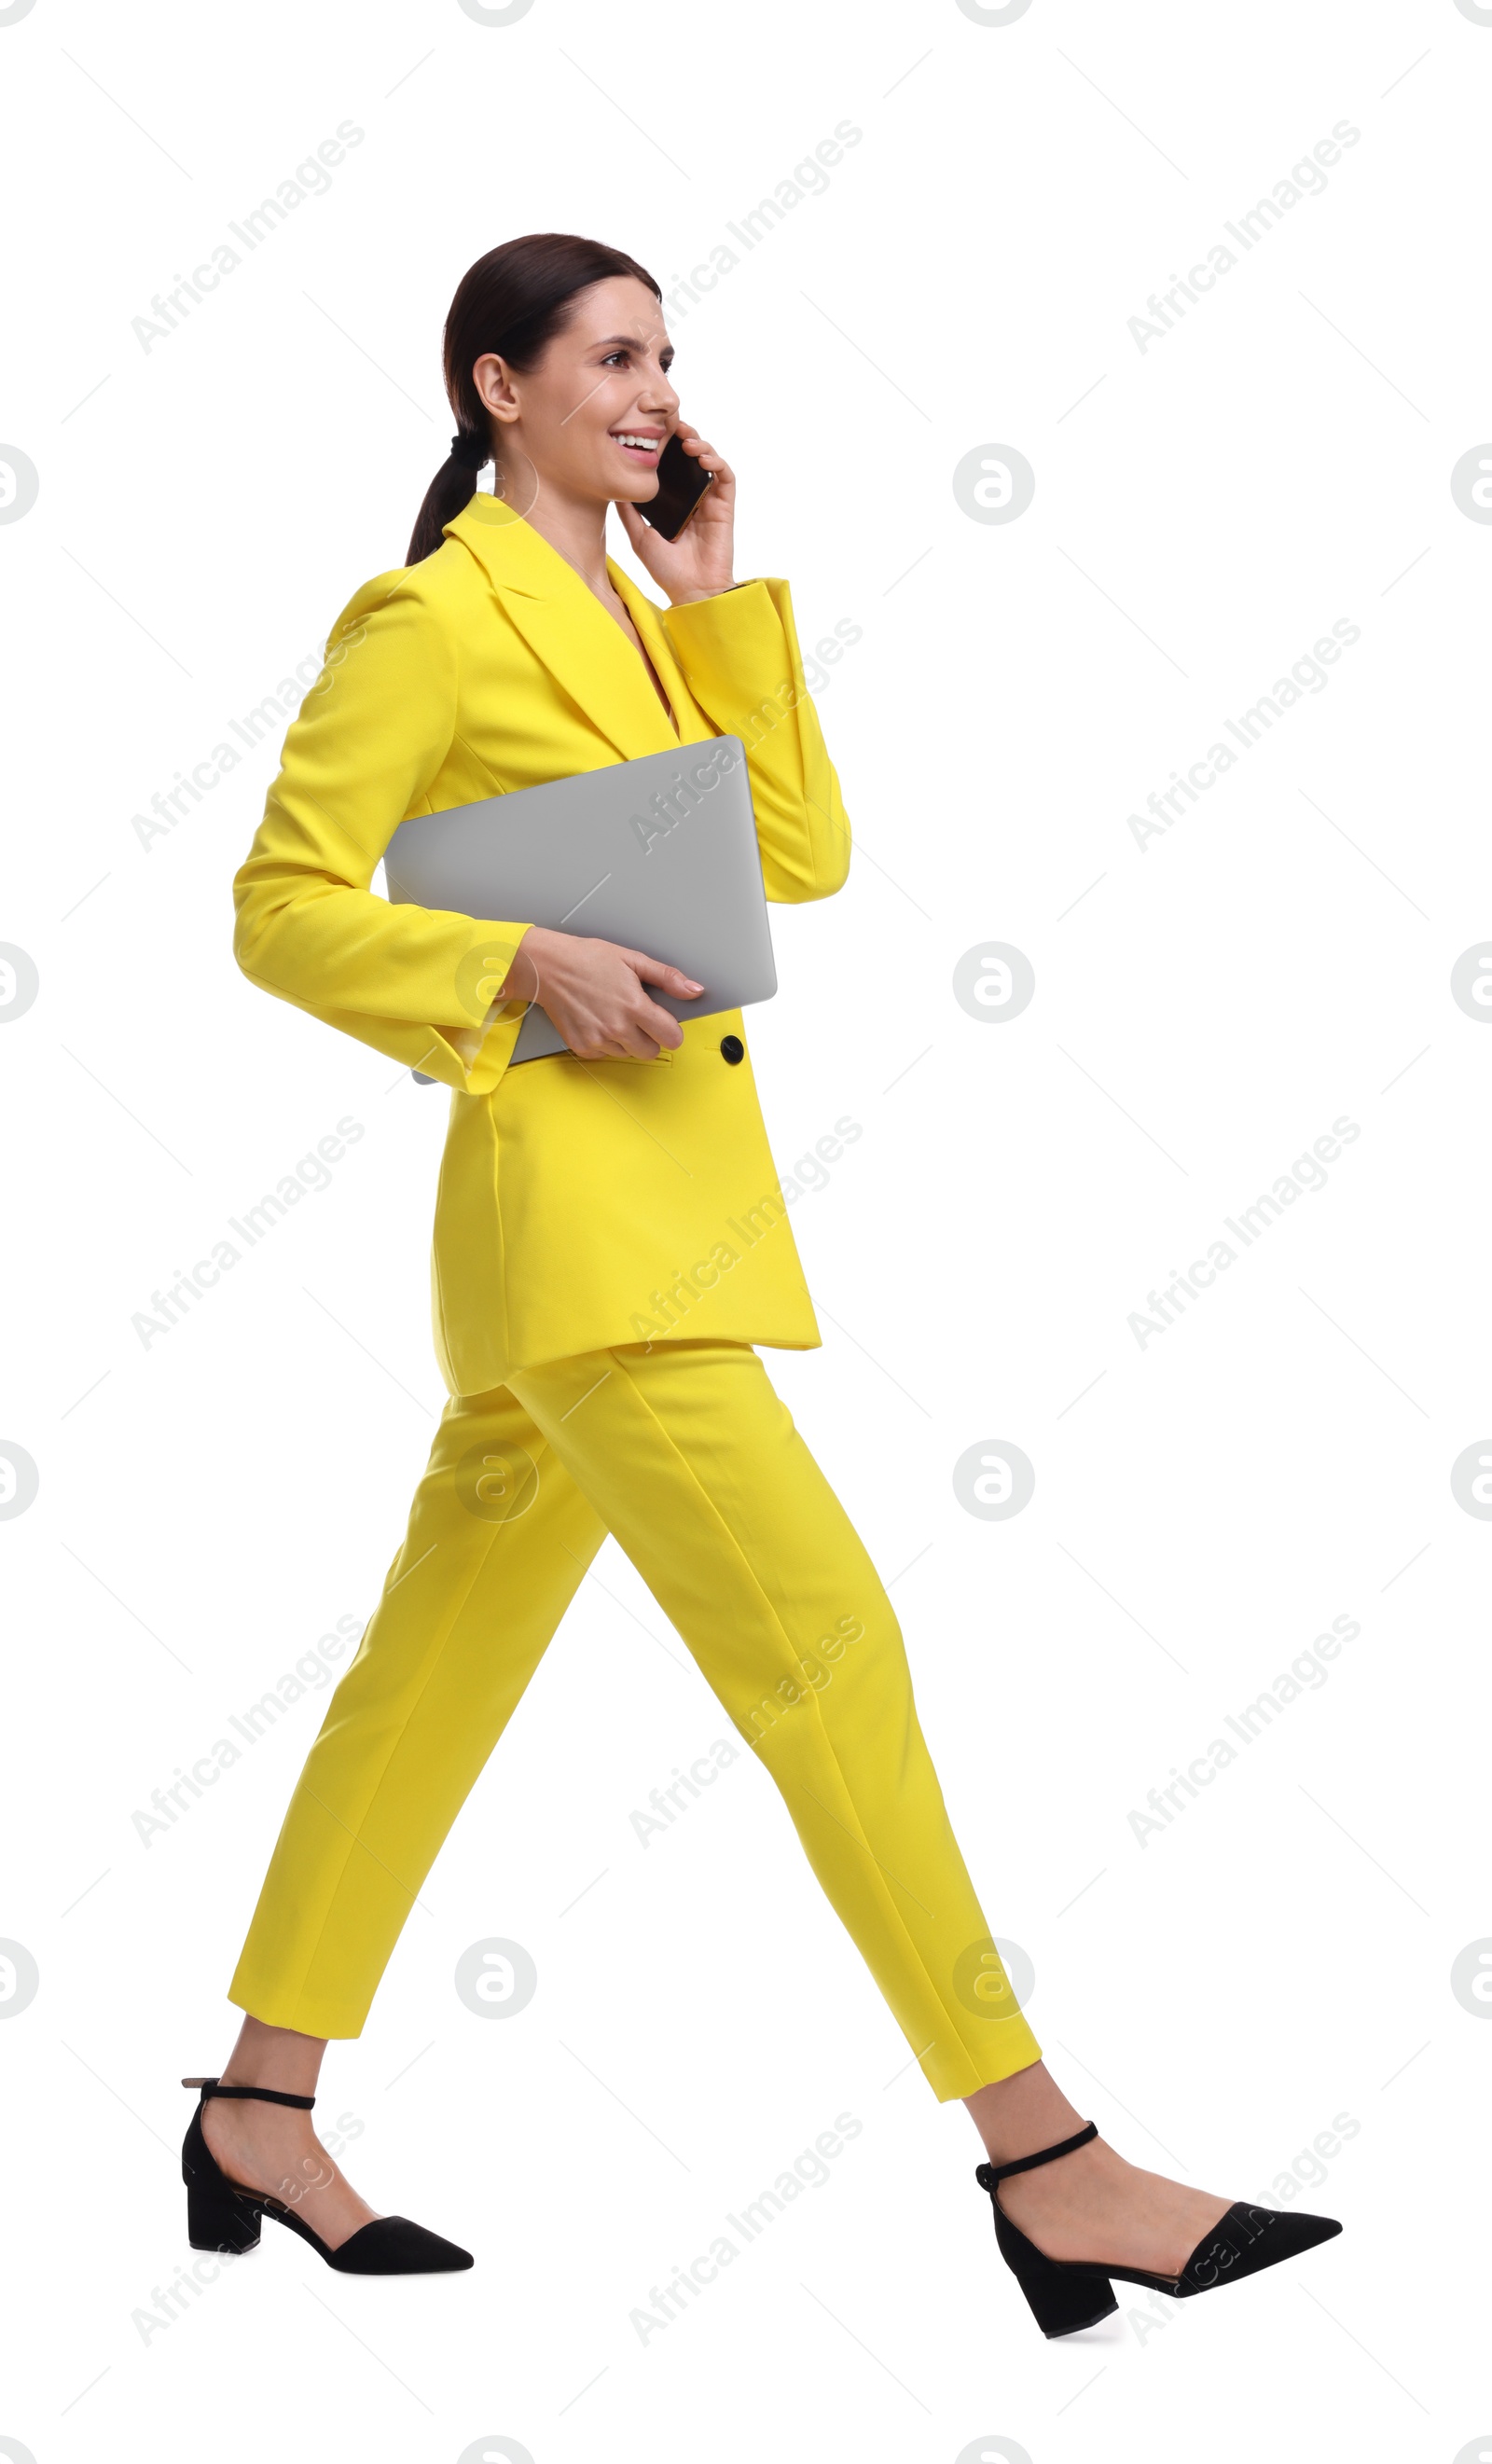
[658,577,850,903]
[231,569,532,1097]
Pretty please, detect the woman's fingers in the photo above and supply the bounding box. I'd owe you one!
[676,426,735,493]
[628,950,704,995]
[629,995,684,1052]
[562,987,682,1060]
[525,934,703,1058]
[580,1016,674,1060]
[656,420,737,503]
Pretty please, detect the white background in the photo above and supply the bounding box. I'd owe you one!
[1,0,1488,2457]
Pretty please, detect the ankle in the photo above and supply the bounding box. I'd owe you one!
[216,2017,326,2104]
[995,2139,1130,2212]
[217,2070,315,2098]
[965,2061,1089,2166]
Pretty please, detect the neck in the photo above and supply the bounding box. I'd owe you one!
[498,460,612,595]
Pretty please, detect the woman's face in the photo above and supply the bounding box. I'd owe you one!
[474,275,680,508]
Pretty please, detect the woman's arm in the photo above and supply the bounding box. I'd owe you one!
[231,572,534,1096]
[658,576,851,903]
[615,424,850,906]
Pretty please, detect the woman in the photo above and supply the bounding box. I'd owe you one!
[183,233,1340,2332]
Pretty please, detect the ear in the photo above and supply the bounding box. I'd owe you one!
[473,352,521,424]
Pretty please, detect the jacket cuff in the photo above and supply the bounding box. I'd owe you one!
[658,578,796,719]
[430,997,530,1094]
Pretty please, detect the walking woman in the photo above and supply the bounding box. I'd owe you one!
[183,233,1340,2333]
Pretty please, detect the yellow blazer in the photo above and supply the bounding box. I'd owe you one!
[232,491,852,1395]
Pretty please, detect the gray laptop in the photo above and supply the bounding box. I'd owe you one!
[383,735,776,1067]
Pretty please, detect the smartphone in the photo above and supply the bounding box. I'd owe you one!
[640,433,714,541]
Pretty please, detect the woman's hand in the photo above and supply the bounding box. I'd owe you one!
[499,924,703,1060]
[614,422,736,606]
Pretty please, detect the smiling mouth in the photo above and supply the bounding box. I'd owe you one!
[611,431,665,460]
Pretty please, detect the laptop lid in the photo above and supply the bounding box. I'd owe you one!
[383,736,776,1066]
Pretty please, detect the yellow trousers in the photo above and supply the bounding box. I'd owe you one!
[228,1339,1041,2101]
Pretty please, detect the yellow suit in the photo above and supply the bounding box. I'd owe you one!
[232,491,846,1396]
[227,493,1041,2101]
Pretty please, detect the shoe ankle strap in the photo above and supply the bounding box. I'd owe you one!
[978,2119,1098,2183]
[182,2074,316,2111]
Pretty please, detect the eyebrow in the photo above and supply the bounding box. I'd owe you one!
[590,332,673,353]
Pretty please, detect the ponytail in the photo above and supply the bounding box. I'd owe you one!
[406,232,662,565]
[406,432,494,570]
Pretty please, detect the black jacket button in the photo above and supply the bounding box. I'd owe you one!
[719,1033,744,1065]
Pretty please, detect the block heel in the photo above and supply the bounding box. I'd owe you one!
[992,2203,1116,2336]
[974,2120,1341,2341]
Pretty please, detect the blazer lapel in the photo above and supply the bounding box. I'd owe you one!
[444,493,706,764]
[608,562,709,747]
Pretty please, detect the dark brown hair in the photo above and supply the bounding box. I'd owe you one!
[406,232,662,565]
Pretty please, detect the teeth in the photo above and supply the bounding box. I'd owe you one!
[615,435,659,450]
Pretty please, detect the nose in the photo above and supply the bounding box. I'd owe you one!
[639,353,679,415]
[641,377,678,417]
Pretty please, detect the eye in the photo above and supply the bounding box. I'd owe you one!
[601,349,631,367]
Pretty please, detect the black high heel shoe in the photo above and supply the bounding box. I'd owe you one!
[181,2077,474,2275]
[976,2122,1341,2339]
